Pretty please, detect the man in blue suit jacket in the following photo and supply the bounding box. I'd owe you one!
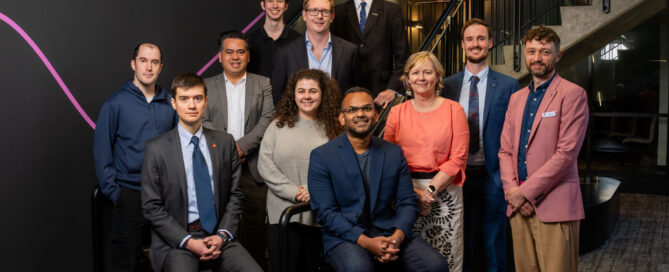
[309,88,448,272]
[441,19,520,272]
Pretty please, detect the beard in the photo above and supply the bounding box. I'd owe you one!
[345,116,377,139]
[526,60,555,78]
[466,47,488,64]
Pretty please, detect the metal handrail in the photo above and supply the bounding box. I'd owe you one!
[418,0,460,52]
[428,0,466,54]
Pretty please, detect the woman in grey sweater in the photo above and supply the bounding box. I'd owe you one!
[258,69,343,271]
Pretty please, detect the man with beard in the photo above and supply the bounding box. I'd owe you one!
[308,88,448,272]
[498,25,588,272]
[441,18,519,272]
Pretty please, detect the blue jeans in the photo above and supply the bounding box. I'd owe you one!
[462,172,508,272]
[325,235,448,272]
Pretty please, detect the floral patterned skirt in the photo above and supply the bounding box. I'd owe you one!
[412,178,463,272]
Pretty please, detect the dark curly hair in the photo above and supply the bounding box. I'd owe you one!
[273,69,343,139]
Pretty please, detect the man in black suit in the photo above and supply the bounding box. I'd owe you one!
[141,73,261,272]
[332,0,410,108]
[271,0,359,104]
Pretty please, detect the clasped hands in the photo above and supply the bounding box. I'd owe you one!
[505,187,534,217]
[184,234,225,261]
[357,229,405,263]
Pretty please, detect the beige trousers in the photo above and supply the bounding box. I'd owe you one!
[509,213,579,272]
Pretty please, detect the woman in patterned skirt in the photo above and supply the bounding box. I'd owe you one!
[384,51,469,272]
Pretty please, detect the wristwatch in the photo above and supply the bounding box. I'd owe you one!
[217,232,231,242]
[427,184,436,195]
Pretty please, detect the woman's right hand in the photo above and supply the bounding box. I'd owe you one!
[414,187,435,215]
[295,185,310,203]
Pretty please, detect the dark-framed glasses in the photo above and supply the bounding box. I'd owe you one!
[305,8,333,17]
[342,105,374,115]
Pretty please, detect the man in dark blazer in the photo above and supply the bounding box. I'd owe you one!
[331,0,410,108]
[141,73,261,272]
[271,0,359,104]
[202,31,274,269]
[308,88,448,272]
[441,19,520,272]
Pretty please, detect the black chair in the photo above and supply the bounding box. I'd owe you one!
[278,202,331,272]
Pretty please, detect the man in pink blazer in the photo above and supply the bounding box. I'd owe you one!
[498,26,589,272]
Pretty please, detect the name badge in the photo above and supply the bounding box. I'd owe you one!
[542,111,556,118]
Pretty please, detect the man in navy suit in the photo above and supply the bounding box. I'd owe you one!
[308,87,448,272]
[441,19,520,272]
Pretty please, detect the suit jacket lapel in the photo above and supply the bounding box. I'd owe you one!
[483,70,498,134]
[296,36,309,70]
[336,135,366,203]
[528,75,560,145]
[362,0,382,37]
[244,75,254,127]
[167,129,189,211]
[216,74,229,129]
[345,1,363,39]
[331,38,342,79]
[204,129,221,216]
[368,137,384,212]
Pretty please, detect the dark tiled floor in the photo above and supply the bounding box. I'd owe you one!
[579,193,669,272]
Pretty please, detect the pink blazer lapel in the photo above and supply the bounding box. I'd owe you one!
[528,75,560,145]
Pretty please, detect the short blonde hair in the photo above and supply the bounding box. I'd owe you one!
[303,0,334,10]
[400,51,445,93]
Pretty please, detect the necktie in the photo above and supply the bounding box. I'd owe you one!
[359,2,367,33]
[191,136,216,233]
[468,76,480,154]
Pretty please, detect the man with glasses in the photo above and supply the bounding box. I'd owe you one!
[271,0,359,104]
[308,87,448,272]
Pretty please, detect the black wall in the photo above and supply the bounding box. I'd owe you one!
[0,1,299,270]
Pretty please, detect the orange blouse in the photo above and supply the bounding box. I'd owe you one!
[384,99,469,186]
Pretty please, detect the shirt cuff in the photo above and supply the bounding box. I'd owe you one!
[179,235,193,248]
[218,229,234,241]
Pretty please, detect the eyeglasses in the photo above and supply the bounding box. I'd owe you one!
[342,105,374,115]
[305,8,333,17]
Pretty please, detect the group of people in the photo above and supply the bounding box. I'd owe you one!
[93,0,589,272]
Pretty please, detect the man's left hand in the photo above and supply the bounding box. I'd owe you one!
[505,187,526,212]
[236,144,246,163]
[374,90,397,109]
[201,235,224,261]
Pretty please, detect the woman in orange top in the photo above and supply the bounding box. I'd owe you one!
[384,51,469,272]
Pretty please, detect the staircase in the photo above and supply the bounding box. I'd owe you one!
[490,0,667,82]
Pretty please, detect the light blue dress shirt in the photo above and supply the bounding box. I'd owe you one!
[177,124,233,247]
[305,32,333,76]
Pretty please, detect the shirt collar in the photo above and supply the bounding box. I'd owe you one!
[354,0,373,9]
[305,32,333,49]
[223,73,247,85]
[177,122,204,146]
[528,72,557,93]
[463,65,489,84]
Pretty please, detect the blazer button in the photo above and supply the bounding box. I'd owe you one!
[354,213,359,217]
[359,44,364,48]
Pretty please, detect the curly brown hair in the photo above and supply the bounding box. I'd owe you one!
[273,69,343,139]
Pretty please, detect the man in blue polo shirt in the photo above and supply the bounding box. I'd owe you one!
[93,42,177,272]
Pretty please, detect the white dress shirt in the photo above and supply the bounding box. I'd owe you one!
[354,0,373,22]
[225,73,247,141]
[458,66,489,166]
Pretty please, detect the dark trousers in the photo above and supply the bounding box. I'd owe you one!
[111,186,147,272]
[238,165,268,270]
[462,170,508,272]
[325,235,448,272]
[162,229,261,272]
